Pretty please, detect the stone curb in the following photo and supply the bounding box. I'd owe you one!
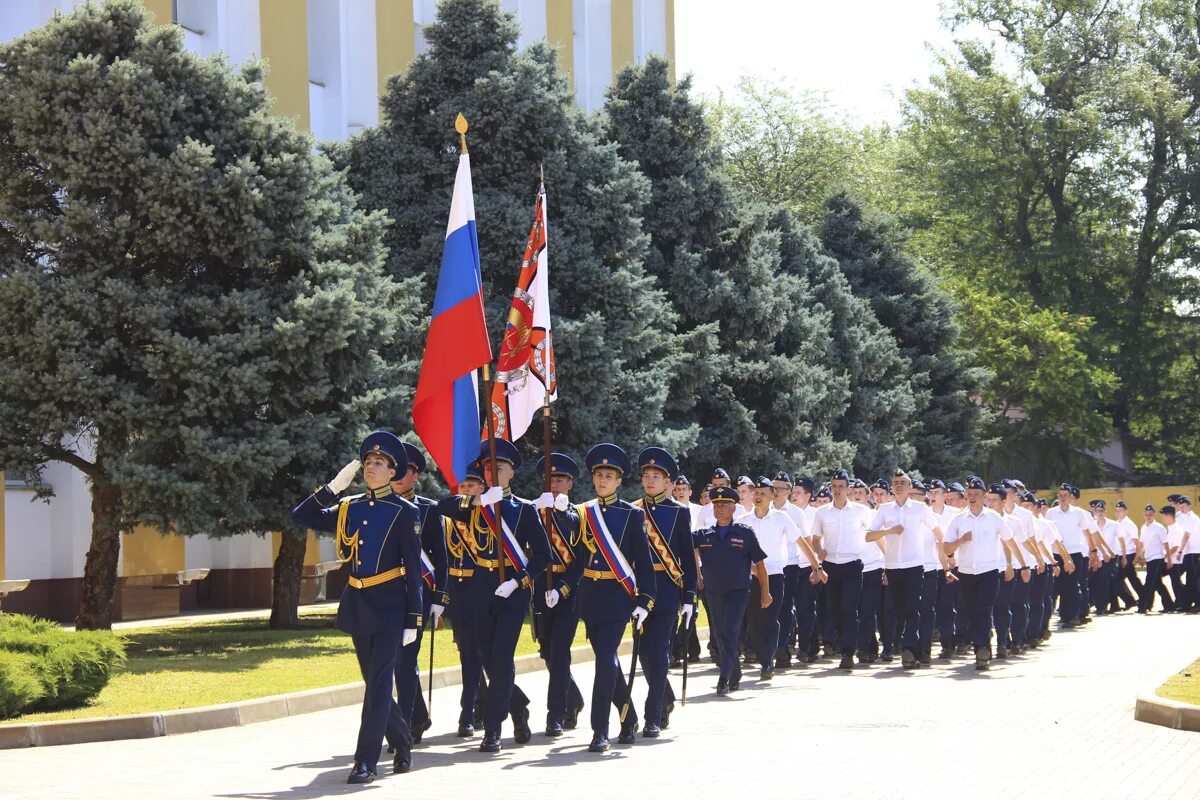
[0,626,708,749]
[1134,691,1200,732]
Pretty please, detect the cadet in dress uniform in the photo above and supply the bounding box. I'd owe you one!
[573,443,656,753]
[437,439,552,753]
[443,461,489,736]
[389,442,449,753]
[291,432,423,784]
[532,453,586,737]
[694,486,771,695]
[633,447,699,737]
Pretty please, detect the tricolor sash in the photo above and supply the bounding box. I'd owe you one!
[480,502,530,572]
[636,500,684,587]
[419,550,436,590]
[582,500,637,599]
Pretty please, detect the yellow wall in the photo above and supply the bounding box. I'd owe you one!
[259,0,310,131]
[375,0,414,107]
[121,525,185,577]
[271,530,322,566]
[1068,485,1200,518]
[610,0,634,80]
[546,0,574,92]
[140,0,174,25]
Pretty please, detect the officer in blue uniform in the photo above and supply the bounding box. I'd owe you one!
[633,447,698,738]
[437,439,551,754]
[291,431,423,784]
[532,452,585,737]
[694,486,771,695]
[388,441,449,754]
[442,460,490,737]
[574,443,656,753]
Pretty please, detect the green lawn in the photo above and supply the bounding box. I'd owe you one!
[1157,656,1200,706]
[7,605,706,724]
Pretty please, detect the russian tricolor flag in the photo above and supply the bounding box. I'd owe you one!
[413,153,492,491]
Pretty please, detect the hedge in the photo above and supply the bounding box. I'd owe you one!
[0,613,126,719]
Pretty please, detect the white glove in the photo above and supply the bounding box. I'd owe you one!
[402,628,417,647]
[680,603,694,628]
[545,589,560,608]
[553,493,570,512]
[631,605,649,630]
[430,604,445,624]
[479,486,504,506]
[495,578,519,598]
[328,459,360,494]
[535,492,554,510]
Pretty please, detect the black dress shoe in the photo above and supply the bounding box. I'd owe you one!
[456,722,475,738]
[938,647,955,660]
[588,735,609,753]
[728,678,741,692]
[564,704,583,730]
[995,646,1008,659]
[512,708,532,744]
[716,678,728,695]
[392,750,411,774]
[472,712,485,728]
[544,721,564,738]
[880,650,895,663]
[759,667,774,681]
[901,648,917,668]
[617,720,637,744]
[838,654,855,670]
[974,648,990,671]
[411,717,432,745]
[479,730,502,753]
[919,651,932,665]
[642,722,661,738]
[346,763,376,784]
[661,702,673,729]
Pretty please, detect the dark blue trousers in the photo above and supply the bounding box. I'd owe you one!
[473,588,531,734]
[584,617,635,737]
[777,565,800,657]
[822,560,862,656]
[393,593,432,738]
[1184,553,1200,611]
[918,569,939,657]
[885,566,923,653]
[639,577,680,726]
[880,573,897,655]
[748,573,783,668]
[995,574,1014,647]
[1089,559,1114,613]
[1079,553,1092,616]
[959,570,999,652]
[708,588,749,685]
[937,568,961,649]
[1059,553,1087,622]
[794,566,820,656]
[857,568,883,655]
[1140,559,1172,611]
[1010,572,1031,646]
[351,627,408,770]
[450,614,484,725]
[538,598,583,727]
[1026,569,1047,640]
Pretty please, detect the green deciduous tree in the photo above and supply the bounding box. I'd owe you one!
[0,1,407,628]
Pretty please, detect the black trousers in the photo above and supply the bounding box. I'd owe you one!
[822,560,863,657]
[748,573,784,668]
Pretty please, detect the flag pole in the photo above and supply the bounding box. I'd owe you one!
[458,111,505,586]
[537,166,555,592]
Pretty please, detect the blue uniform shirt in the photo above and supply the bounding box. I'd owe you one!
[695,521,768,594]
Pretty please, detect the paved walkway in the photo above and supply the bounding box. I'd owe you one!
[3,612,1197,800]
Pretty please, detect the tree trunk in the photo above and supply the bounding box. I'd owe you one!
[269,529,306,629]
[76,481,122,630]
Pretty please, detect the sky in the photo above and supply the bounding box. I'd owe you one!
[674,0,961,124]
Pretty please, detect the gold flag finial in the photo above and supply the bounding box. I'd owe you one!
[455,113,469,153]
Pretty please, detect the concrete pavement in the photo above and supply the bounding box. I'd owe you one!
[1,612,1196,800]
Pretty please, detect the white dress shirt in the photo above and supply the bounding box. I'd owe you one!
[774,501,812,567]
[869,499,939,570]
[811,501,872,564]
[943,508,1014,575]
[1177,510,1200,555]
[1141,521,1168,561]
[1034,518,1059,565]
[1044,504,1098,555]
[1116,517,1139,555]
[740,506,802,576]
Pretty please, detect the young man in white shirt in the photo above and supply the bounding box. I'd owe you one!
[770,471,805,669]
[1110,500,1141,611]
[1165,500,1187,611]
[742,477,825,680]
[1031,498,1063,643]
[669,473,703,667]
[1088,500,1120,615]
[786,476,822,664]
[695,468,732,530]
[866,470,948,668]
[932,481,967,657]
[1044,483,1100,627]
[810,469,872,670]
[1174,495,1199,613]
[1137,504,1174,613]
[1000,480,1039,656]
[942,479,1027,671]
[735,475,755,517]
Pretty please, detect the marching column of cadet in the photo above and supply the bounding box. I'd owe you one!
[292,433,1200,784]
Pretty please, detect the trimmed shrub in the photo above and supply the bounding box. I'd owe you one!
[0,613,126,718]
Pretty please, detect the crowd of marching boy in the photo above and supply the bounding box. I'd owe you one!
[293,432,1200,783]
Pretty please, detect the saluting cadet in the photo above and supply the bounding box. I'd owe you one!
[1045,483,1099,628]
[291,432,423,784]
[810,469,872,670]
[741,476,826,679]
[443,461,489,737]
[1137,505,1174,613]
[1175,495,1199,612]
[694,486,772,695]
[437,439,552,754]
[574,444,656,753]
[866,469,948,668]
[941,477,1021,671]
[1112,500,1142,611]
[532,453,585,737]
[388,442,448,754]
[633,447,698,737]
